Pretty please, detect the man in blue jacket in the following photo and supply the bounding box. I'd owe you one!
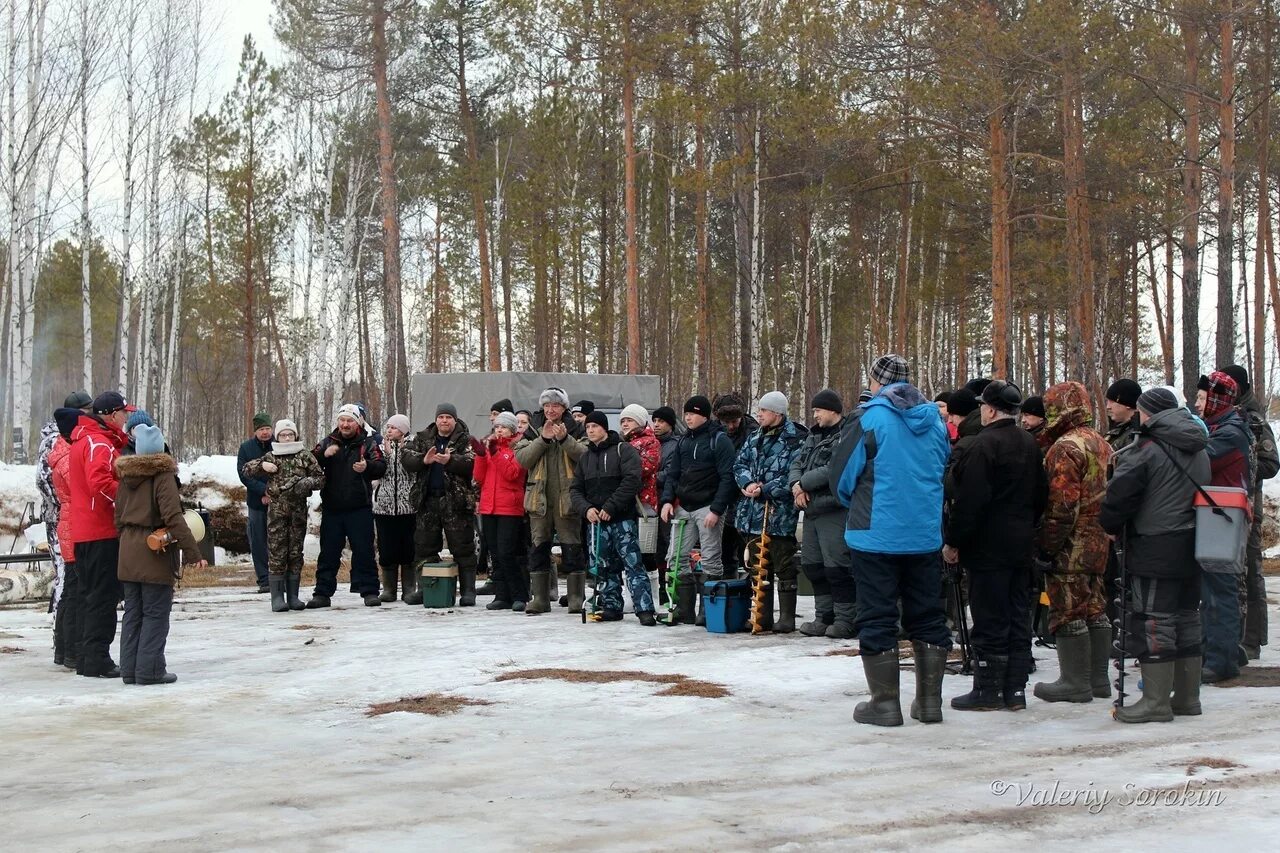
[831,354,953,726]
[237,413,273,593]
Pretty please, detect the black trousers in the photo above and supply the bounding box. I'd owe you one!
[967,564,1032,670]
[375,514,416,568]
[75,539,121,675]
[54,562,80,664]
[316,509,378,597]
[482,515,527,603]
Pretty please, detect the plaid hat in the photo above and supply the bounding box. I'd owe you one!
[64,390,93,409]
[92,391,135,415]
[1199,371,1238,420]
[1105,379,1142,409]
[584,411,609,430]
[1138,387,1179,416]
[870,354,910,386]
[684,395,712,418]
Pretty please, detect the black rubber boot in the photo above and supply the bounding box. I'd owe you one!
[306,594,330,609]
[400,564,422,605]
[458,568,476,606]
[951,654,1005,711]
[379,567,398,603]
[1004,652,1031,710]
[1089,623,1112,698]
[1033,631,1093,703]
[773,580,798,634]
[363,593,382,607]
[673,578,697,625]
[476,577,497,596]
[854,649,903,727]
[269,575,288,613]
[1171,656,1203,716]
[638,611,657,626]
[1115,660,1175,723]
[526,571,551,615]
[911,641,948,722]
[285,572,305,610]
[567,572,586,614]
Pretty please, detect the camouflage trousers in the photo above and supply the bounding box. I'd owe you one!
[415,495,477,572]
[267,505,309,576]
[588,519,654,614]
[1046,572,1108,635]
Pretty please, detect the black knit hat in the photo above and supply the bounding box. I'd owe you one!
[948,388,979,417]
[491,398,514,414]
[1105,379,1142,409]
[584,411,609,430]
[981,380,1022,415]
[685,395,712,418]
[810,388,843,414]
[571,400,595,415]
[934,391,951,405]
[652,406,678,427]
[1021,396,1046,420]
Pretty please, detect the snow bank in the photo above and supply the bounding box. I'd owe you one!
[178,455,244,510]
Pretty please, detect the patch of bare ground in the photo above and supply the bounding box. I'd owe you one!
[0,646,24,653]
[1183,757,1244,775]
[366,693,493,717]
[495,668,730,698]
[1216,666,1280,688]
[289,624,330,631]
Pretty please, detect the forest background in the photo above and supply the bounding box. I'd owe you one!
[2,0,1278,456]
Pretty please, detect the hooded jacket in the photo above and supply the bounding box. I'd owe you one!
[68,413,128,543]
[832,382,950,555]
[48,408,81,564]
[1037,383,1113,577]
[515,412,587,519]
[624,425,662,511]
[474,434,527,517]
[661,418,736,515]
[114,453,200,586]
[788,415,851,519]
[570,431,642,521]
[402,419,477,516]
[1100,406,1211,578]
[733,416,807,537]
[313,428,387,513]
[1204,407,1253,492]
[237,434,273,511]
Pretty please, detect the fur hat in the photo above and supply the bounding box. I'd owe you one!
[620,404,650,427]
[540,388,570,409]
[336,403,364,427]
[947,388,979,417]
[274,419,299,439]
[758,391,788,415]
[963,377,993,396]
[712,392,745,420]
[980,380,1022,415]
[134,423,165,456]
[384,414,411,436]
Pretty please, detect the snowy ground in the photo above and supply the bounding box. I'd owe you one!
[3,580,1280,851]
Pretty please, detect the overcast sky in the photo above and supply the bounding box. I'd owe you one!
[209,0,281,94]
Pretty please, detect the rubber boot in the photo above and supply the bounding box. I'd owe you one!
[526,571,551,614]
[950,654,1005,711]
[305,594,330,609]
[1033,632,1094,703]
[379,567,398,603]
[773,580,798,634]
[549,564,561,607]
[674,578,697,625]
[1171,656,1203,716]
[285,572,305,610]
[854,649,904,727]
[398,564,421,605]
[799,593,834,636]
[458,567,476,606]
[476,576,497,596]
[826,602,858,639]
[911,641,948,722]
[269,575,288,613]
[1115,660,1176,723]
[567,572,586,614]
[1089,624,1113,698]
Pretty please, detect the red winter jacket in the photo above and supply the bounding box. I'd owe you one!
[474,434,527,516]
[49,437,75,563]
[625,426,661,511]
[68,414,127,543]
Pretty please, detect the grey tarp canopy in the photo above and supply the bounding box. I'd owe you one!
[409,372,662,433]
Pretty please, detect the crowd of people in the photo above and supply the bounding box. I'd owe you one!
[32,356,1274,728]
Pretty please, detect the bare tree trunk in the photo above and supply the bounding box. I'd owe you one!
[1215,0,1235,367]
[1181,13,1203,401]
[1257,0,1274,395]
[990,105,1011,379]
[372,0,408,408]
[621,19,639,374]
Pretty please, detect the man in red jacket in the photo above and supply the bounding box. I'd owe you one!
[68,391,131,678]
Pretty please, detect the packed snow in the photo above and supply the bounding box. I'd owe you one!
[2,581,1279,850]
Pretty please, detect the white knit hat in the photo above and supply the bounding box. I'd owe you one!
[274,419,298,438]
[335,403,364,427]
[384,414,411,435]
[619,404,650,427]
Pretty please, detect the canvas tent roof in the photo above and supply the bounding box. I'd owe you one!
[409,372,662,433]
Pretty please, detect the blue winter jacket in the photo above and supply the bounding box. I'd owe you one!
[830,382,950,554]
[732,417,807,537]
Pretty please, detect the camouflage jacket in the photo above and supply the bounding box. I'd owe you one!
[732,417,807,537]
[402,420,478,518]
[241,445,324,515]
[1039,421,1113,576]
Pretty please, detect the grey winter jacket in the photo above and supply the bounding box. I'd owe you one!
[788,416,850,518]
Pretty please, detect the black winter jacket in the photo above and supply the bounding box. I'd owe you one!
[945,418,1048,570]
[661,420,736,515]
[313,430,387,512]
[238,436,272,511]
[570,432,642,521]
[787,415,851,518]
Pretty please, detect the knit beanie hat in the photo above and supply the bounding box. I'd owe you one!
[1021,396,1046,420]
[336,403,364,427]
[494,411,519,433]
[539,388,570,409]
[619,404,650,427]
[490,398,514,414]
[870,353,910,386]
[652,406,678,428]
[1105,379,1142,409]
[274,419,299,439]
[571,400,596,415]
[585,411,609,430]
[758,391,788,415]
[436,403,458,419]
[981,380,1022,415]
[126,409,155,433]
[685,395,712,418]
[384,414,411,435]
[1137,387,1179,416]
[947,388,979,417]
[252,412,272,429]
[810,388,843,414]
[134,423,165,456]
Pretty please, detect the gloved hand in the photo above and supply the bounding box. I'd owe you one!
[294,478,318,498]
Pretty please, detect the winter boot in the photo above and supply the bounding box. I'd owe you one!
[285,572,305,610]
[951,654,1006,712]
[458,567,476,606]
[363,593,382,607]
[549,564,562,607]
[1089,623,1113,698]
[773,580,798,634]
[1033,631,1094,703]
[269,575,288,613]
[526,571,551,615]
[379,567,398,603]
[305,594,330,609]
[566,572,587,614]
[673,577,697,625]
[401,564,422,605]
[826,602,858,639]
[799,593,834,636]
[638,611,657,626]
[476,576,497,596]
[910,641,948,722]
[1171,656,1203,716]
[1115,660,1176,723]
[854,649,904,727]
[1004,654,1031,710]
